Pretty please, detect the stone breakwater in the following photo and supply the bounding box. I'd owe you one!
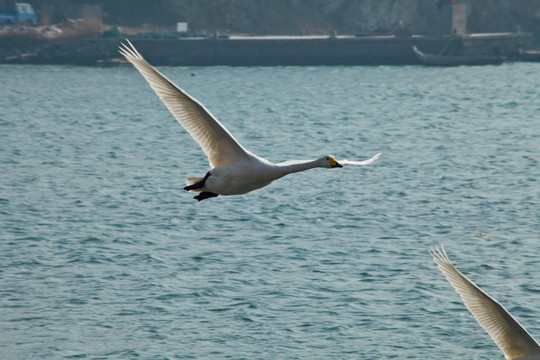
[0,32,532,66]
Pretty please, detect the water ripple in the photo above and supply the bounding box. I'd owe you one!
[0,63,539,359]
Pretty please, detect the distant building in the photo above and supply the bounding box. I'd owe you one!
[427,0,467,37]
[177,22,188,33]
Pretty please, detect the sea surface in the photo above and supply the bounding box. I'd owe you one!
[1,62,539,360]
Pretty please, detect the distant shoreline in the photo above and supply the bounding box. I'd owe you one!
[0,32,533,66]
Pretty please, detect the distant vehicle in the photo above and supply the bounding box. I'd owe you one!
[0,2,37,26]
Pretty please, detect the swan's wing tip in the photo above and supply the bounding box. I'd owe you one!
[429,245,540,359]
[341,152,382,166]
[429,244,450,263]
[118,39,143,61]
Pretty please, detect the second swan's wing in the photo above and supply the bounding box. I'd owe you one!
[430,245,540,360]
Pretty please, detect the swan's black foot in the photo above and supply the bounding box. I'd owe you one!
[184,172,211,191]
[194,192,219,201]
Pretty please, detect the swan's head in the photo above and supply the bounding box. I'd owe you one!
[321,155,343,168]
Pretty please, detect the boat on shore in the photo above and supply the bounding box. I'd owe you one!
[412,46,505,66]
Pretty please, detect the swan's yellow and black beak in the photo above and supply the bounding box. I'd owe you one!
[330,158,343,168]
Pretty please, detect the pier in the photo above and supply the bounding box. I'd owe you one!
[0,32,533,66]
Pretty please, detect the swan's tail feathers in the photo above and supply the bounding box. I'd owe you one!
[185,177,204,193]
[186,177,203,185]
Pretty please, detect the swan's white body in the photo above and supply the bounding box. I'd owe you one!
[119,40,380,200]
[198,155,335,196]
[430,245,540,360]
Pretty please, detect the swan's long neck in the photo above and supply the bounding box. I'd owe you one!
[274,159,321,179]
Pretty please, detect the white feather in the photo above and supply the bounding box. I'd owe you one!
[430,245,540,360]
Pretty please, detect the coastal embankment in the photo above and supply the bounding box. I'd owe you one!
[0,32,532,66]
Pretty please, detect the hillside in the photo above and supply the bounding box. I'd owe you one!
[19,0,540,37]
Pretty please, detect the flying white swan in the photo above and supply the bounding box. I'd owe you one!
[119,40,380,201]
[430,245,540,360]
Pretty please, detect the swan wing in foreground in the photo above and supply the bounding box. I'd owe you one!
[340,152,381,166]
[119,40,249,168]
[430,245,540,360]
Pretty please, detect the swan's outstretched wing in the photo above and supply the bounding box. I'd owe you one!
[430,245,540,360]
[340,153,381,166]
[119,40,249,168]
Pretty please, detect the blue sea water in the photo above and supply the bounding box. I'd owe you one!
[0,62,539,360]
